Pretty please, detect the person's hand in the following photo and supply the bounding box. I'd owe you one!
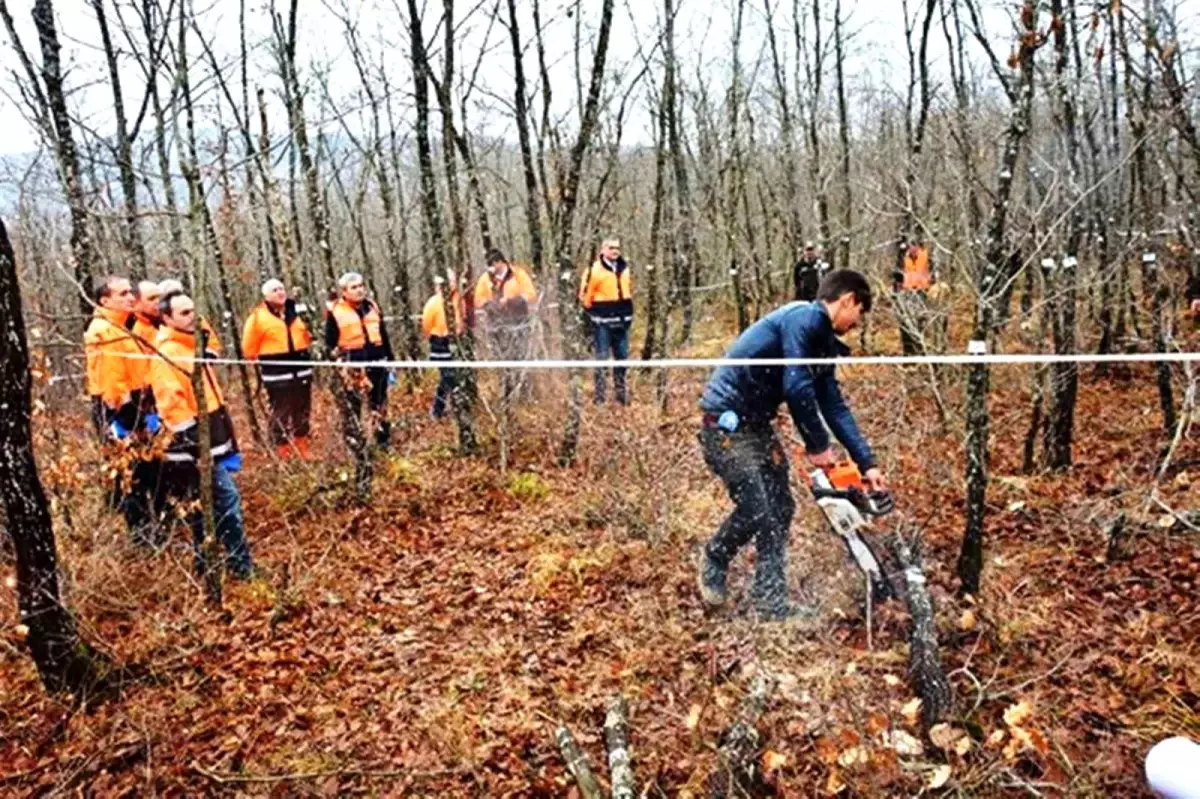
[807,448,836,468]
[1190,298,1200,315]
[864,467,888,493]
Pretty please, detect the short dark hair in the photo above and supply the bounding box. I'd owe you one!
[817,269,873,312]
[95,275,125,304]
[159,289,187,319]
[485,248,508,267]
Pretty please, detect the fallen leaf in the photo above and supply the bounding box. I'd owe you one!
[987,729,1008,748]
[761,750,787,773]
[928,763,952,788]
[929,723,962,750]
[685,704,702,731]
[954,735,973,756]
[901,697,923,725]
[1156,514,1176,529]
[837,745,870,767]
[825,768,847,794]
[960,609,977,631]
[883,674,902,687]
[1003,700,1033,727]
[882,729,924,757]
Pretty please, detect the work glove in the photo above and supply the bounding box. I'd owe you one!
[144,413,162,435]
[107,419,131,440]
[217,452,243,473]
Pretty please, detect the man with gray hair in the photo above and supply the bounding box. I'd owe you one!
[242,278,314,458]
[579,237,633,404]
[325,271,394,458]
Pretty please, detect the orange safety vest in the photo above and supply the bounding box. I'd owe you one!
[242,301,313,359]
[130,314,160,392]
[149,326,237,462]
[330,298,384,351]
[902,246,932,291]
[579,258,633,325]
[422,291,466,339]
[84,307,141,411]
[473,266,537,309]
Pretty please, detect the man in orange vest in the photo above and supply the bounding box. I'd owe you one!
[893,237,936,355]
[149,290,254,580]
[85,276,164,546]
[422,271,466,418]
[579,237,633,405]
[474,248,537,403]
[243,278,314,459]
[325,271,394,450]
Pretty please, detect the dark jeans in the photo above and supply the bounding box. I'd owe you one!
[490,325,529,405]
[164,462,253,578]
[264,376,312,444]
[339,367,391,449]
[592,323,630,404]
[113,457,168,547]
[699,424,795,607]
[432,367,455,418]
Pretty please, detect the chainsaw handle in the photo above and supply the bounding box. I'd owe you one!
[811,484,895,517]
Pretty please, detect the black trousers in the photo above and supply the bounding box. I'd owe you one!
[699,424,795,607]
[109,456,168,547]
[264,377,313,444]
[338,367,391,449]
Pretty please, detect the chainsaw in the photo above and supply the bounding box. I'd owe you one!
[808,462,900,603]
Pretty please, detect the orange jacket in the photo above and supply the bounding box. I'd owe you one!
[422,290,466,339]
[579,257,633,325]
[901,245,932,291]
[474,266,537,310]
[129,314,160,394]
[148,326,237,463]
[242,300,312,360]
[84,308,141,413]
[328,298,384,351]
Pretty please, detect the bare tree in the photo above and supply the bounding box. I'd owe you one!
[958,0,1044,596]
[1,0,97,317]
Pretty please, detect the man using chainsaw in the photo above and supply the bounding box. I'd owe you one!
[697,269,886,620]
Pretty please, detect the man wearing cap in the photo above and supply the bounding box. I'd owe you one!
[243,279,314,458]
[793,242,828,302]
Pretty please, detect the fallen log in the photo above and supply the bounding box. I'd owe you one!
[888,534,952,729]
[707,674,774,798]
[556,723,603,799]
[605,695,635,799]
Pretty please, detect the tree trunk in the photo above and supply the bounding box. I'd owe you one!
[762,0,801,258]
[0,218,107,695]
[664,0,698,346]
[506,0,544,275]
[958,2,1040,597]
[92,0,146,279]
[555,0,616,467]
[277,0,335,287]
[889,534,952,729]
[31,0,96,318]
[834,0,851,270]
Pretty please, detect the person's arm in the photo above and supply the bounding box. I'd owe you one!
[814,371,876,471]
[324,311,340,355]
[578,266,592,308]
[780,317,832,456]
[421,297,437,339]
[241,312,262,361]
[149,354,191,431]
[375,303,394,360]
[519,270,538,304]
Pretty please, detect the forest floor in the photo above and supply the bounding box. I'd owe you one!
[1,317,1198,796]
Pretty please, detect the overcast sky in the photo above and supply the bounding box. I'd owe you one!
[1,0,1195,161]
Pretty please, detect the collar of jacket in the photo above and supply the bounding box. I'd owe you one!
[134,312,159,328]
[159,325,204,351]
[264,298,298,322]
[599,256,627,274]
[95,306,132,327]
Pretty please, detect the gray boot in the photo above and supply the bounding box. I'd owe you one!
[698,549,729,607]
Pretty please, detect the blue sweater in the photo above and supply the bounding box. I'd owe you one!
[699,302,875,470]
